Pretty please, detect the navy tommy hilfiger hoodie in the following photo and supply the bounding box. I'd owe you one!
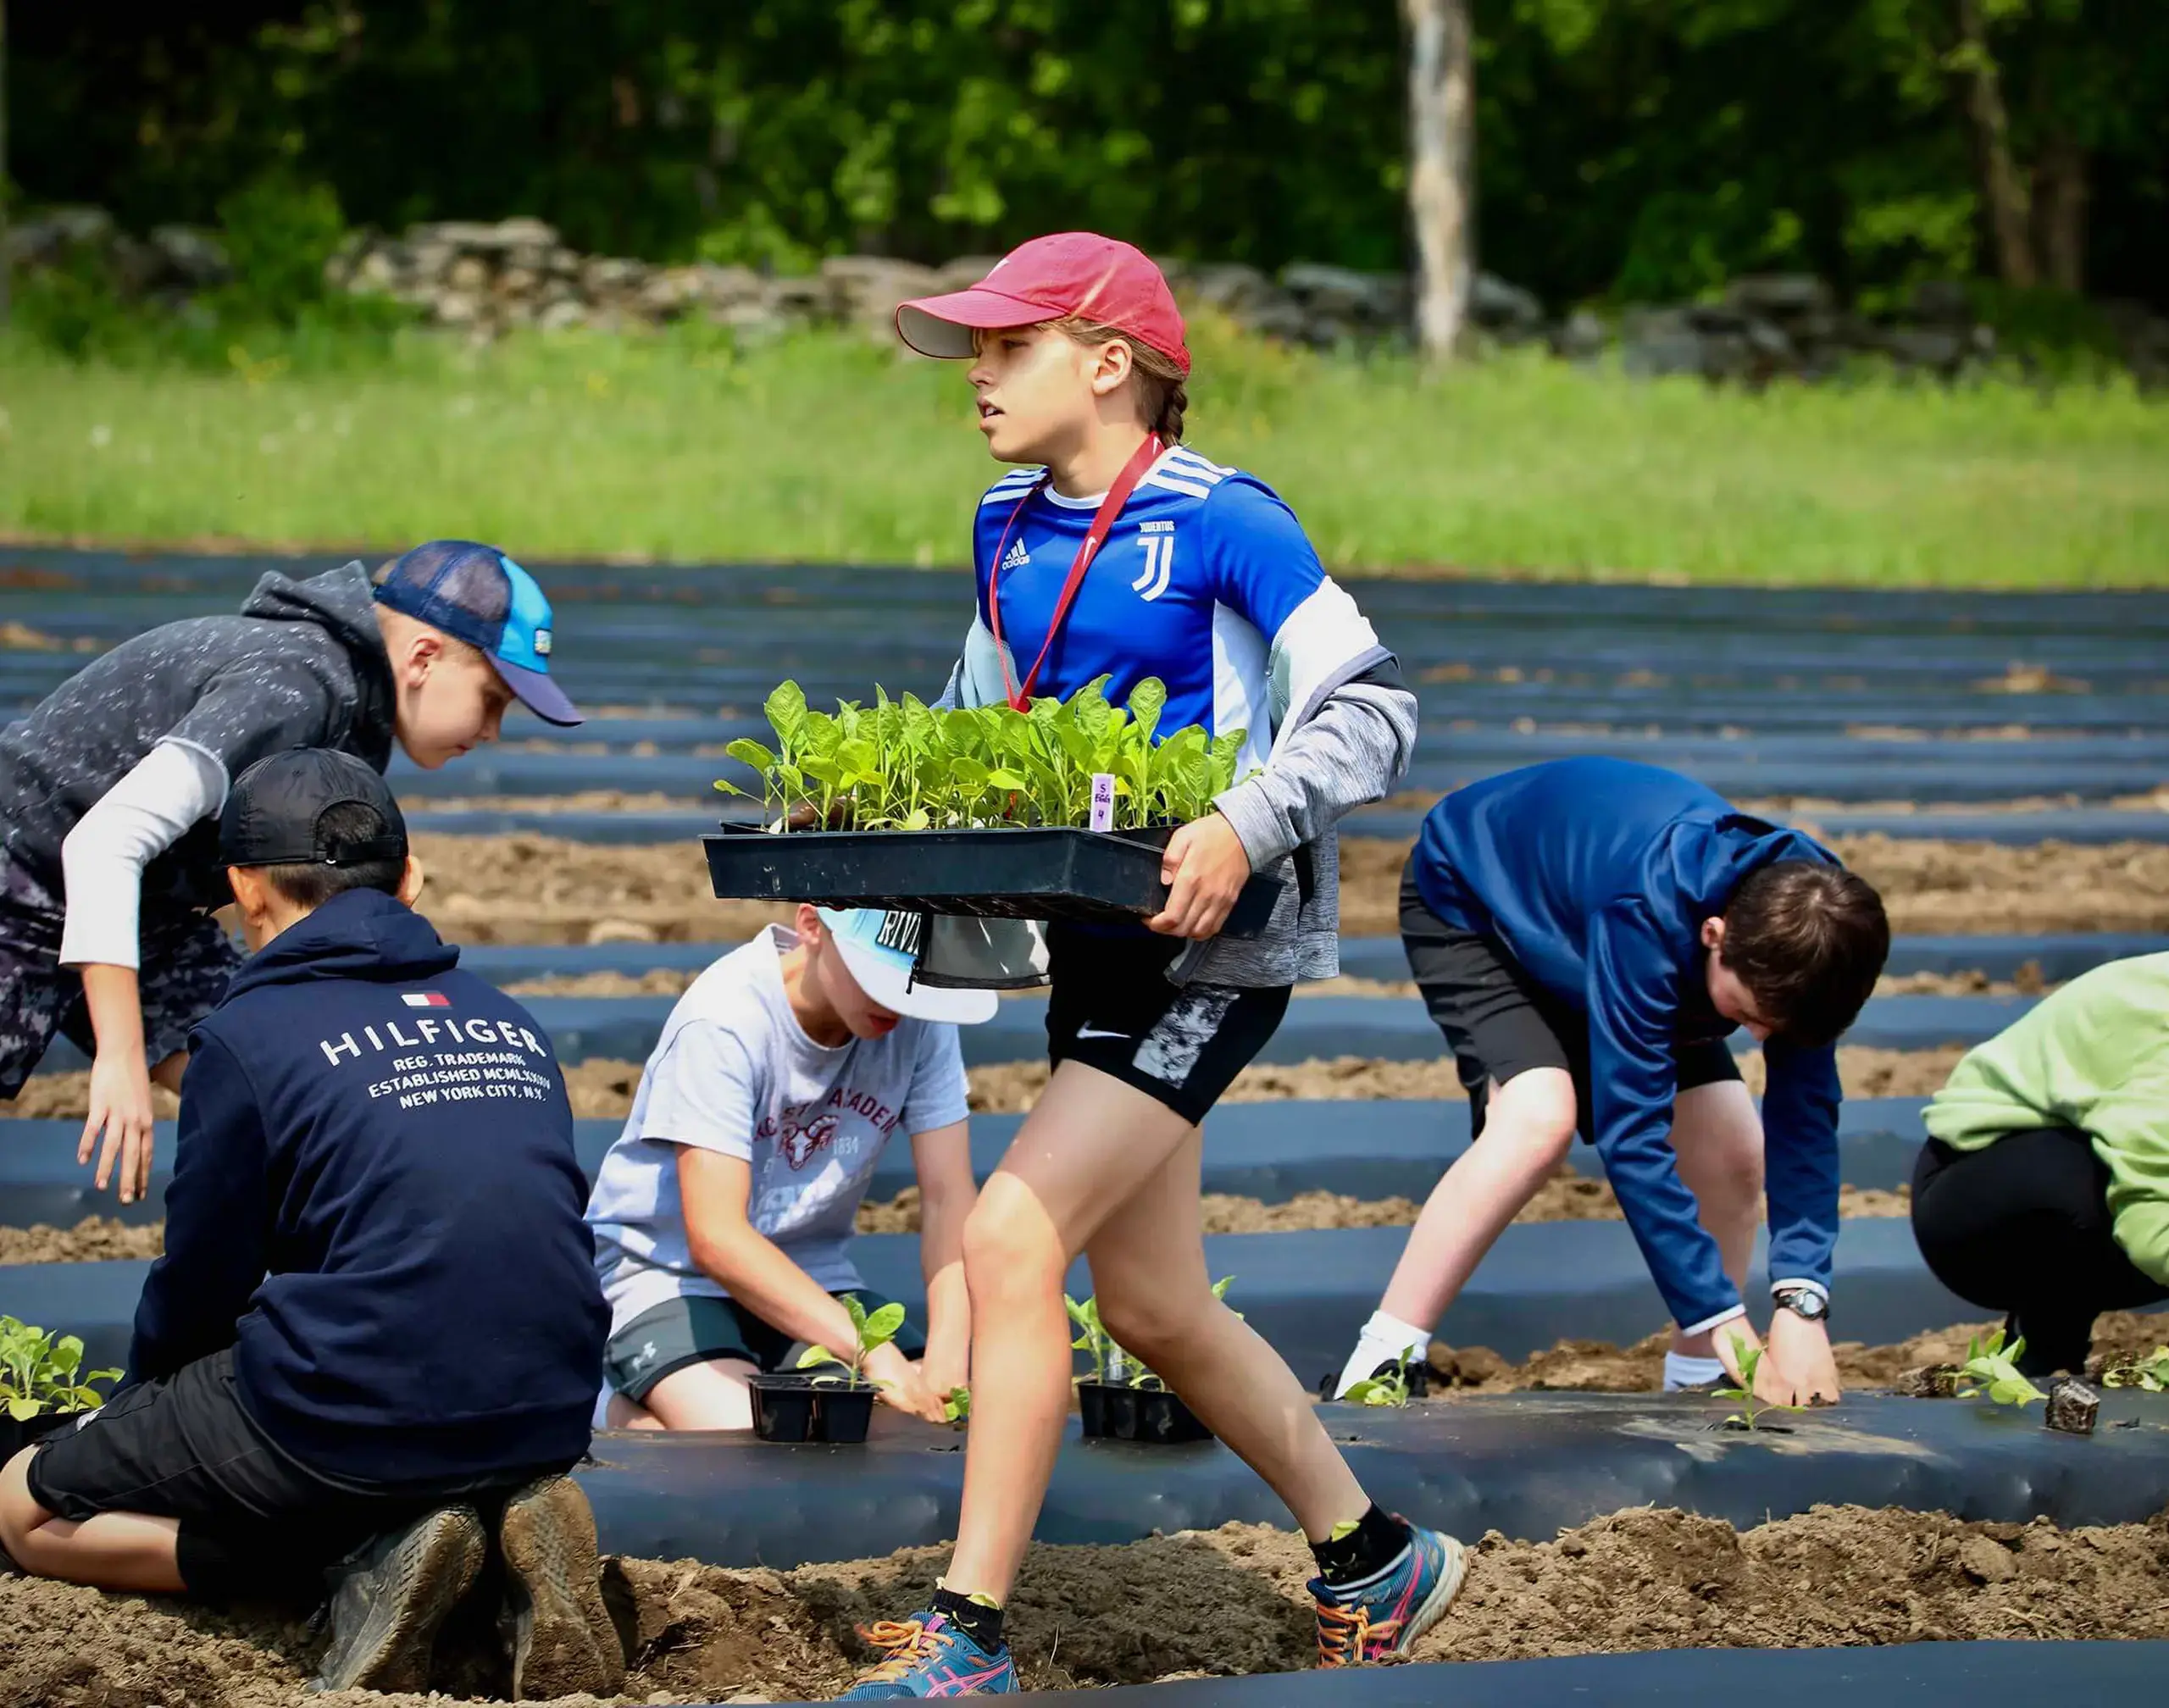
[1411,757,1845,1335]
[130,889,607,1486]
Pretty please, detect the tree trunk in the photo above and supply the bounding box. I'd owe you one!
[1950,0,2038,287]
[1403,0,1473,361]
[2030,129,2087,294]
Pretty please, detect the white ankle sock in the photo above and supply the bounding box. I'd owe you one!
[1663,1351,1727,1391]
[1333,1311,1431,1398]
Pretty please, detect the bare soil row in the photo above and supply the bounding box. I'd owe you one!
[400,829,2169,946]
[4,1502,2164,1705]
[0,1178,1912,1266]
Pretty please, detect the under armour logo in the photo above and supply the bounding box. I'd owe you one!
[631,1339,658,1369]
[1001,540,1031,572]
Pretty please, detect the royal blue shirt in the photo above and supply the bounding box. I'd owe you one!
[131,890,607,1486]
[1412,757,1845,1331]
[964,445,1359,779]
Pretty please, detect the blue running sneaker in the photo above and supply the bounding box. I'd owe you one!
[1308,1522,1467,1666]
[838,1612,1018,1698]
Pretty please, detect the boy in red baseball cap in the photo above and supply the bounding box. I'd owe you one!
[838,236,1451,1699]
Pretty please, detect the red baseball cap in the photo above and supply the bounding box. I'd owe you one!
[896,233,1190,376]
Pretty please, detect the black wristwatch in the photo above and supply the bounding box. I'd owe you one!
[1772,1285,1829,1324]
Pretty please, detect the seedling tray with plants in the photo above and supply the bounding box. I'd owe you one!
[0,1314,121,1456]
[705,678,1284,933]
[1068,1286,1225,1446]
[750,1295,903,1445]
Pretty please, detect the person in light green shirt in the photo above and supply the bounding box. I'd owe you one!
[1912,952,2169,1376]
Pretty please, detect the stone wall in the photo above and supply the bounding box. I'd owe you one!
[9,206,2166,386]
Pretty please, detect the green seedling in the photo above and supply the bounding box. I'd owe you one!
[717,675,1251,833]
[2102,1346,2169,1393]
[0,1315,122,1422]
[1341,1351,1416,1408]
[1955,1328,2048,1407]
[1068,1278,1239,1391]
[799,1295,907,1390]
[942,1384,972,1424]
[1711,1332,1806,1432]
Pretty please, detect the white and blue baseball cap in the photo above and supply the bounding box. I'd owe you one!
[372,540,582,726]
[817,908,999,1024]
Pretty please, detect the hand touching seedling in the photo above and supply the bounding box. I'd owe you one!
[1341,1351,1416,1408]
[1,1316,123,1421]
[719,676,1251,833]
[1712,1332,1806,1431]
[1955,1328,2048,1406]
[799,1295,948,1420]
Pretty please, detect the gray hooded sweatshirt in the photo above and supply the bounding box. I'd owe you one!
[0,563,395,915]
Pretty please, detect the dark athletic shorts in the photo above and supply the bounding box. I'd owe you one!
[1044,924,1291,1126]
[603,1289,926,1402]
[1399,855,1739,1142]
[24,1347,566,1601]
[0,856,242,1099]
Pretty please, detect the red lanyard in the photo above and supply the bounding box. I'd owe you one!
[985,435,1161,712]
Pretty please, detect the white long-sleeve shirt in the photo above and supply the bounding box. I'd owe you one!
[58,740,228,969]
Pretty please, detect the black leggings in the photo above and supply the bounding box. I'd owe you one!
[1911,1128,2169,1377]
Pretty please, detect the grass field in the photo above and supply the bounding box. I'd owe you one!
[3,317,2166,586]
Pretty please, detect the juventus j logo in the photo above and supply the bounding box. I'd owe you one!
[1133,530,1174,602]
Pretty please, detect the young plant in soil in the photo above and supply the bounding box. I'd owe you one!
[942,1384,972,1425]
[1711,1333,1806,1432]
[1,1315,121,1421]
[717,676,1250,832]
[1341,1351,1416,1408]
[799,1296,907,1391]
[1955,1328,2048,1407]
[1067,1278,1237,1390]
[2101,1346,2169,1393]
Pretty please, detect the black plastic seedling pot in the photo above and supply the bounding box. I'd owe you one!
[703,823,1282,935]
[0,1410,86,1459]
[749,1374,877,1445]
[1077,1381,1216,1445]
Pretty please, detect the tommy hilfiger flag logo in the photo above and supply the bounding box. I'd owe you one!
[1001,539,1031,572]
[402,992,452,1009]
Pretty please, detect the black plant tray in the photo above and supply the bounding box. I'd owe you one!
[1077,1380,1216,1445]
[0,1409,86,1458]
[703,823,1284,936]
[749,1372,875,1445]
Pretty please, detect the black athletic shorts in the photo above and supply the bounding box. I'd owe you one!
[1044,924,1290,1126]
[1399,855,1739,1142]
[602,1289,926,1403]
[24,1347,569,1601]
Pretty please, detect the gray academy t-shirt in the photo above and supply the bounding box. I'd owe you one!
[584,926,971,1328]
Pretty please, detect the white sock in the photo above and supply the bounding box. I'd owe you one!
[1333,1311,1431,1398]
[1663,1351,1726,1391]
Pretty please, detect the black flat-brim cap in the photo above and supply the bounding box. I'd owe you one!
[221,748,408,868]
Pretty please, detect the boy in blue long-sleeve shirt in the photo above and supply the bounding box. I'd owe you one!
[1331,758,1889,1405]
[0,751,621,1700]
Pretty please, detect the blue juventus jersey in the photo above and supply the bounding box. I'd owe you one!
[956,444,1377,774]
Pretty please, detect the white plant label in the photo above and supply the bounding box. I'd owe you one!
[1090,773,1116,832]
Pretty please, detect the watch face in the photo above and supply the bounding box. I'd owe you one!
[1779,1289,1828,1321]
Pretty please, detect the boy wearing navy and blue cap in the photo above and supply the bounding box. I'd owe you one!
[0,748,620,1699]
[0,541,580,1207]
[1330,759,1889,1409]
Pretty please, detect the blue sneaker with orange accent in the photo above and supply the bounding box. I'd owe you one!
[838,1612,1018,1698]
[1308,1522,1468,1666]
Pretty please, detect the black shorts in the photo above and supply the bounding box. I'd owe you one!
[1043,925,1290,1126]
[602,1289,926,1402]
[24,1348,568,1601]
[1399,856,1739,1141]
[0,857,241,1098]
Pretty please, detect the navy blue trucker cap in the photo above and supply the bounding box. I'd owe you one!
[221,749,409,868]
[372,540,582,726]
